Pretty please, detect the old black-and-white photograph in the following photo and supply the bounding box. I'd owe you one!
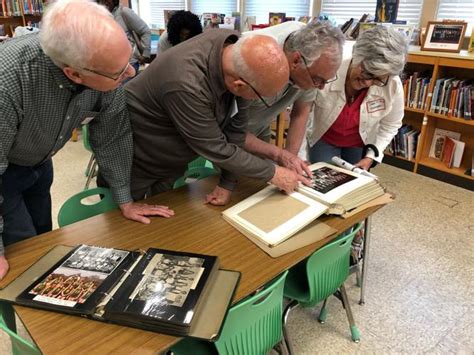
[131,253,204,311]
[62,245,129,274]
[311,166,356,194]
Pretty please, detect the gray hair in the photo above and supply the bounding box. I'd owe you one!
[40,0,112,68]
[352,26,409,76]
[284,20,345,66]
[232,35,258,87]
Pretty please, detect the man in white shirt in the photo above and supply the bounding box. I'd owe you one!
[244,21,345,176]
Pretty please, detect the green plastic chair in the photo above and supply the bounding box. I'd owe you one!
[169,271,289,355]
[0,302,41,355]
[283,223,363,350]
[188,156,214,170]
[57,187,118,227]
[173,166,218,189]
[82,124,97,190]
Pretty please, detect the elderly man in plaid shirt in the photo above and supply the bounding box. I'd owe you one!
[0,0,174,279]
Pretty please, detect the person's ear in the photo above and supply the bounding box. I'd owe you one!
[230,78,247,94]
[290,51,302,70]
[62,67,84,85]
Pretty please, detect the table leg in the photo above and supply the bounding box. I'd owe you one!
[359,216,372,305]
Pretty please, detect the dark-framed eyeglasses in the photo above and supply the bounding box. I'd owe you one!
[239,77,271,108]
[359,63,390,87]
[301,55,338,87]
[82,62,131,81]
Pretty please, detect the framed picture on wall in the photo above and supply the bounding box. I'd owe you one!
[421,21,467,53]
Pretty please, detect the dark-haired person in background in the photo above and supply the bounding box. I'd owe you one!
[157,10,202,53]
[99,0,151,74]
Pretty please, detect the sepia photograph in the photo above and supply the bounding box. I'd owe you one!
[311,166,356,194]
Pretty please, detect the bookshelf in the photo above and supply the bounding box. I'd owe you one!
[0,0,43,37]
[386,47,474,190]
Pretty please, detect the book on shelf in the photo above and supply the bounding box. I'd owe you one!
[442,137,465,168]
[222,162,386,247]
[374,0,399,23]
[428,128,461,160]
[269,12,285,26]
[0,245,240,339]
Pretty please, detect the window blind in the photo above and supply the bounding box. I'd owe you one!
[437,0,474,33]
[244,0,311,25]
[191,0,238,17]
[149,0,185,29]
[321,0,423,26]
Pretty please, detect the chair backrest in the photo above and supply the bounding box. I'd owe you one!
[57,187,118,227]
[173,166,218,189]
[0,311,41,355]
[305,223,363,306]
[82,124,92,153]
[214,271,288,355]
[188,156,214,170]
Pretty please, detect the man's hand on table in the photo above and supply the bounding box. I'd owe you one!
[277,149,313,178]
[205,185,232,206]
[270,165,312,194]
[120,201,175,224]
[0,255,9,280]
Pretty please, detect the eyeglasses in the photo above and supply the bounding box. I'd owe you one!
[301,55,338,87]
[82,62,131,81]
[359,63,389,87]
[239,77,271,108]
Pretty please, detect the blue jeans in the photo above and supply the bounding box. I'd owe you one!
[309,139,363,165]
[2,160,54,246]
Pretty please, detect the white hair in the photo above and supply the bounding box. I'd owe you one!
[284,20,344,67]
[352,26,409,76]
[232,35,257,87]
[40,0,113,68]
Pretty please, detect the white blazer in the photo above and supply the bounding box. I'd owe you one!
[307,56,404,162]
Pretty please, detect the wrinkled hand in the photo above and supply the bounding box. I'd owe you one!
[120,201,174,224]
[355,157,373,171]
[205,186,232,206]
[270,166,312,194]
[277,149,313,178]
[0,255,9,281]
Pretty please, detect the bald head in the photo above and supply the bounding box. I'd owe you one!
[231,35,289,97]
[40,0,130,69]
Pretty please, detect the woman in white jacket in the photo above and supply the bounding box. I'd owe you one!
[307,26,408,170]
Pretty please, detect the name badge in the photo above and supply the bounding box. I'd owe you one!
[230,99,238,117]
[81,117,95,125]
[366,99,385,113]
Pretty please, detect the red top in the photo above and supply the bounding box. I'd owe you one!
[322,89,368,147]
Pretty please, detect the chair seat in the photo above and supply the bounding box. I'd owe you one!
[169,337,216,355]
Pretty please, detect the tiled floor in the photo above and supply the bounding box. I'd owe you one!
[1,140,473,354]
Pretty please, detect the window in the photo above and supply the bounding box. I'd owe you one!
[437,0,474,32]
[191,0,238,17]
[139,0,186,29]
[321,0,423,26]
[244,0,311,26]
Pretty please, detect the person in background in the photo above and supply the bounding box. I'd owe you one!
[232,20,344,205]
[99,0,151,74]
[307,26,408,169]
[157,10,202,54]
[0,0,173,280]
[126,31,312,204]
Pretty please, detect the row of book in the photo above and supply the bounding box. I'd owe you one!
[428,128,465,169]
[430,78,473,120]
[386,124,420,160]
[0,0,43,17]
[402,72,432,110]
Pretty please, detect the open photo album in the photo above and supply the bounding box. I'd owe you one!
[223,162,386,247]
[1,245,240,339]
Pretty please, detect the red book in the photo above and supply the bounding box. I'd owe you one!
[441,137,456,168]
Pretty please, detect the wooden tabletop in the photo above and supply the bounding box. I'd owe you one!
[1,177,382,354]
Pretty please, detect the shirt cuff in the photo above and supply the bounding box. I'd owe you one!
[111,186,133,205]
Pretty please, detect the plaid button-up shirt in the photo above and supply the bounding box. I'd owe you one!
[0,33,134,254]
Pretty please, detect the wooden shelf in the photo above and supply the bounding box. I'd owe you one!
[426,112,474,126]
[418,157,474,180]
[405,107,426,114]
